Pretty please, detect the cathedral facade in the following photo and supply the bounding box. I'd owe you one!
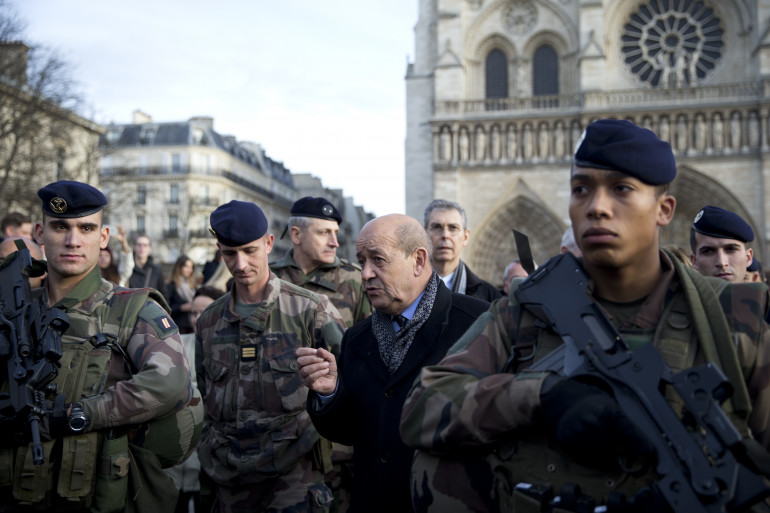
[405,0,770,286]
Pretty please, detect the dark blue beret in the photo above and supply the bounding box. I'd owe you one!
[38,181,107,218]
[574,119,676,185]
[748,257,762,273]
[290,196,342,224]
[209,200,268,247]
[693,205,754,243]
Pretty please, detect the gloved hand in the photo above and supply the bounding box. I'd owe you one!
[38,393,68,441]
[540,376,655,470]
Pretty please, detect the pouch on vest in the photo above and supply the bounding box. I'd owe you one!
[134,387,204,469]
[57,431,99,501]
[12,439,55,504]
[124,443,178,513]
[92,430,130,513]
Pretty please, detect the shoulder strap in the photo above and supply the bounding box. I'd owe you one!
[664,250,752,429]
[103,287,154,348]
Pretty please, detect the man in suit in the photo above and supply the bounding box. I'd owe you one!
[295,214,489,513]
[423,199,501,302]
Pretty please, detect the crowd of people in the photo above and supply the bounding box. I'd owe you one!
[1,118,770,513]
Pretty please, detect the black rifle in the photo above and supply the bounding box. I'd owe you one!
[514,251,770,512]
[0,240,68,465]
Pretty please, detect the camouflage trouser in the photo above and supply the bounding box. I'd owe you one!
[326,443,354,513]
[411,450,498,513]
[212,456,332,513]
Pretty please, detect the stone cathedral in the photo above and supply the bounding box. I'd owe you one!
[405,0,770,286]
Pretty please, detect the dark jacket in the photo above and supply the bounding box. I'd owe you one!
[165,283,193,334]
[129,256,166,299]
[308,282,488,513]
[465,265,502,303]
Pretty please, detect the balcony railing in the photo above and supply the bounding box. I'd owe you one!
[101,165,294,207]
[434,81,767,118]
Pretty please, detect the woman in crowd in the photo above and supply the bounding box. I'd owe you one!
[167,255,196,334]
[97,225,134,286]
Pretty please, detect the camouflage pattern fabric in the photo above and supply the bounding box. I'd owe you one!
[400,251,770,511]
[195,272,344,512]
[0,266,198,511]
[270,251,371,328]
[211,454,332,513]
[269,250,362,513]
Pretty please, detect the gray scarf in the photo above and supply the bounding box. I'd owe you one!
[372,272,440,374]
[450,259,468,295]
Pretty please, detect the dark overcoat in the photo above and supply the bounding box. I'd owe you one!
[308,282,488,513]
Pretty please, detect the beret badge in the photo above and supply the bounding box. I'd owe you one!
[694,210,704,223]
[50,197,67,214]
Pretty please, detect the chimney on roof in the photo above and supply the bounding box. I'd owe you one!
[0,41,29,86]
[190,116,214,129]
[133,109,152,124]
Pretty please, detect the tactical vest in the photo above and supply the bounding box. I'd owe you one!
[0,281,202,511]
[490,262,758,513]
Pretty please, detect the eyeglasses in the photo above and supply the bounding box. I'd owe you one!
[427,223,464,235]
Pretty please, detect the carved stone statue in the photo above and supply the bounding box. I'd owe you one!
[523,124,534,160]
[712,113,724,152]
[676,115,688,152]
[553,123,565,159]
[538,123,550,159]
[694,114,707,152]
[730,112,742,150]
[490,125,501,161]
[749,111,760,148]
[506,124,518,161]
[440,128,452,162]
[475,126,487,161]
[458,128,470,162]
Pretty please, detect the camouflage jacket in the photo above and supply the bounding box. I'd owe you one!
[195,272,345,487]
[270,250,371,328]
[0,266,198,509]
[49,266,194,431]
[400,251,770,505]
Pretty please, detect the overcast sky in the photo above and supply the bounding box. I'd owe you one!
[16,1,416,216]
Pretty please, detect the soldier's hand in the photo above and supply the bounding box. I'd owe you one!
[295,347,338,395]
[540,377,655,470]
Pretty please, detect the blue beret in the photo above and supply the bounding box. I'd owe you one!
[291,196,342,224]
[209,200,268,247]
[693,205,754,243]
[38,181,107,218]
[748,257,762,273]
[574,119,676,185]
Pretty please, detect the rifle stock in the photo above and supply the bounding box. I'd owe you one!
[514,252,770,512]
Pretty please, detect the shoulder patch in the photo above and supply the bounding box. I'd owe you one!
[139,300,179,338]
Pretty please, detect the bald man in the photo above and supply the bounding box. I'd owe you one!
[0,236,45,287]
[296,214,489,513]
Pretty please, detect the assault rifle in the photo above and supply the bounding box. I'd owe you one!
[514,251,770,512]
[0,240,68,465]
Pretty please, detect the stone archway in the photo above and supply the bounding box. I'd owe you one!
[469,194,565,285]
[664,166,761,256]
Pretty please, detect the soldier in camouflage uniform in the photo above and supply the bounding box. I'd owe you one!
[270,196,370,513]
[400,120,770,512]
[0,181,200,512]
[270,196,371,329]
[195,200,345,513]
